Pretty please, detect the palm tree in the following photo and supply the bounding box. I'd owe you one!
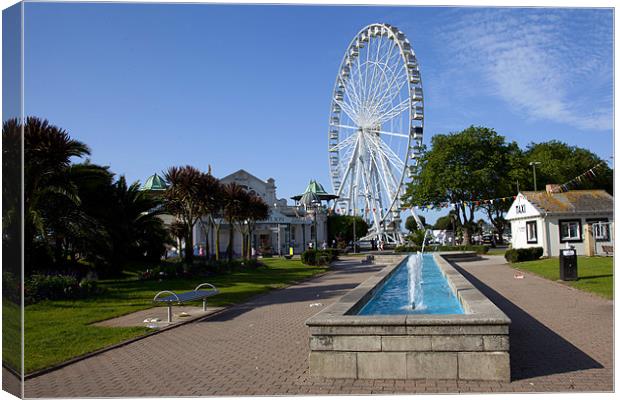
[240,194,269,259]
[197,172,223,260]
[163,165,205,264]
[14,117,91,272]
[222,182,249,261]
[169,220,189,259]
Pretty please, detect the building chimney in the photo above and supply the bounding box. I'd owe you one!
[546,184,561,193]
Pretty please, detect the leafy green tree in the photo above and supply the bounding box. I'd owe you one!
[524,141,612,194]
[57,166,168,275]
[402,126,523,245]
[407,229,427,246]
[405,215,427,232]
[44,163,113,268]
[327,215,369,246]
[433,212,457,231]
[7,117,168,275]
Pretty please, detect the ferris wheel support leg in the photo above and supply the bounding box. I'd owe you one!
[409,208,425,231]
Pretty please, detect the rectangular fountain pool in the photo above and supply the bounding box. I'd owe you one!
[357,254,464,315]
[306,253,511,381]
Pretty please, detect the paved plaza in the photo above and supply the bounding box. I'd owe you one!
[23,255,613,396]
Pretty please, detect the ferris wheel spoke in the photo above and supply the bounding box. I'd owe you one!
[367,141,397,203]
[376,98,410,125]
[367,40,398,108]
[366,134,401,193]
[370,134,406,171]
[333,99,358,123]
[329,132,357,152]
[365,36,386,114]
[366,68,408,123]
[371,129,410,139]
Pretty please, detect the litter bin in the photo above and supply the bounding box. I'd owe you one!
[559,248,578,281]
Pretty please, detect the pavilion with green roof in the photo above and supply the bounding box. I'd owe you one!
[141,173,168,192]
[291,180,338,205]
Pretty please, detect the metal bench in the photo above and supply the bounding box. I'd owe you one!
[153,283,219,323]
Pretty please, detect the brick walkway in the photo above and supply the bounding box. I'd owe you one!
[24,256,613,397]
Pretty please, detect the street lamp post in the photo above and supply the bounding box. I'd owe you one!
[352,211,357,254]
[529,161,541,191]
[311,199,321,250]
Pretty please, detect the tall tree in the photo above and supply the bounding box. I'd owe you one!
[196,172,223,260]
[433,211,457,231]
[326,215,369,245]
[19,117,90,272]
[241,194,270,259]
[222,182,249,261]
[524,141,612,194]
[405,215,427,232]
[163,166,206,264]
[402,126,522,244]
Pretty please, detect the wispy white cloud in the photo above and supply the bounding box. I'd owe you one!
[434,8,613,131]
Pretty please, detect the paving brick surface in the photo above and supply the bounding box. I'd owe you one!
[24,255,613,397]
[94,305,225,328]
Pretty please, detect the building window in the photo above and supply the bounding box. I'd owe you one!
[559,219,582,243]
[586,218,610,241]
[526,221,538,243]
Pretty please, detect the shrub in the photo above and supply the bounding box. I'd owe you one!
[530,247,544,259]
[504,247,543,263]
[301,249,339,266]
[301,249,318,265]
[394,244,421,253]
[24,274,102,304]
[138,258,264,280]
[2,272,21,303]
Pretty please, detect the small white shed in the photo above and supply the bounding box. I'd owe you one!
[505,189,613,256]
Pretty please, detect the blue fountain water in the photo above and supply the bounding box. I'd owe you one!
[357,254,464,315]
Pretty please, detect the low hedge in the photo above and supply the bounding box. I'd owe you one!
[504,247,544,263]
[394,244,489,254]
[301,249,339,266]
[24,274,102,305]
[138,259,263,280]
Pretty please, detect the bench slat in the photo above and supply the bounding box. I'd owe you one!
[154,290,219,303]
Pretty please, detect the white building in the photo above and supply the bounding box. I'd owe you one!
[505,188,613,256]
[145,170,332,257]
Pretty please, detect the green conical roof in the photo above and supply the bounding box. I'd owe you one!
[304,180,330,196]
[142,173,167,191]
[300,190,321,207]
[291,179,339,201]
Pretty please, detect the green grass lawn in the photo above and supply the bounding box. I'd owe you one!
[3,300,22,373]
[512,256,613,299]
[486,248,508,256]
[24,258,327,374]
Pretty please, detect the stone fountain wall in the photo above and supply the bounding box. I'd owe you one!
[306,253,511,381]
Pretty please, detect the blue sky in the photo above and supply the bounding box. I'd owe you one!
[20,3,613,223]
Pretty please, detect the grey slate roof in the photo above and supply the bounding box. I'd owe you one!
[522,190,613,214]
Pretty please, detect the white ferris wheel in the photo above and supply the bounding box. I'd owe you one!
[328,23,424,244]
